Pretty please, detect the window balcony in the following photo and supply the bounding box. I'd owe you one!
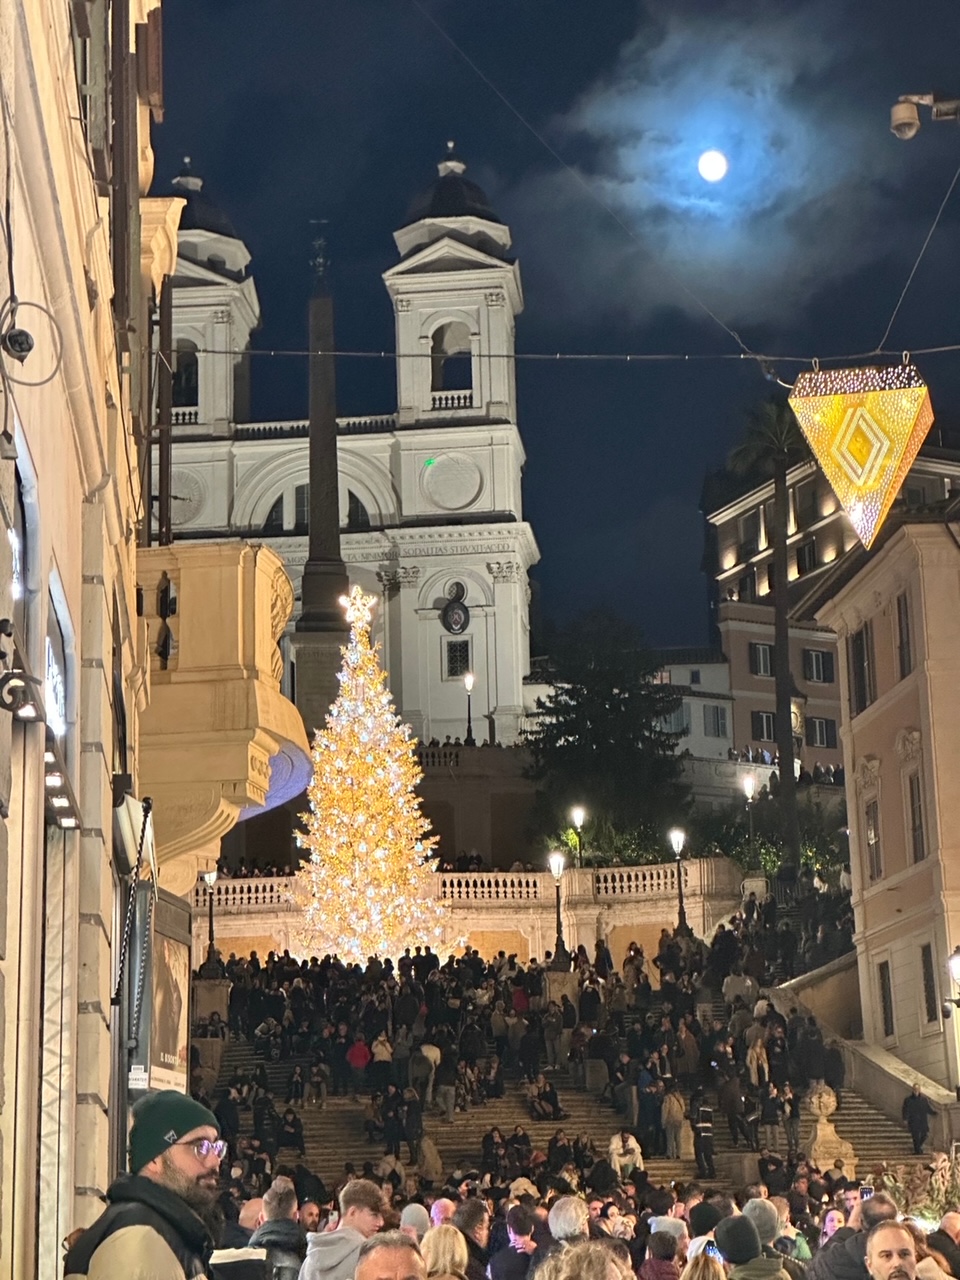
[138,541,311,894]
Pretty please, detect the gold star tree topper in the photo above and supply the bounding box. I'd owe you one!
[291,585,444,963]
[788,363,934,549]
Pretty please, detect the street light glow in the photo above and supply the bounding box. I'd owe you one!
[202,868,218,887]
[743,772,756,801]
[571,805,585,830]
[669,828,686,857]
[949,946,960,985]
[548,850,566,881]
[463,672,475,694]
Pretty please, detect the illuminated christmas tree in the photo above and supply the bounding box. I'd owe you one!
[291,586,444,963]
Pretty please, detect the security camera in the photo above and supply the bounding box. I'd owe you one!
[891,101,921,140]
[0,327,34,364]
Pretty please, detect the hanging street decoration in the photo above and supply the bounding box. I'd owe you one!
[788,363,935,550]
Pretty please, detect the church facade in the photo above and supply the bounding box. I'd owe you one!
[164,149,541,747]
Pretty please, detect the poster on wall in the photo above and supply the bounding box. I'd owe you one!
[149,933,190,1092]
[128,884,193,1098]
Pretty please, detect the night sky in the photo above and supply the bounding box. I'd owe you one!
[155,0,960,646]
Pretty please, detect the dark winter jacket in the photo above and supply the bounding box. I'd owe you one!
[247,1217,306,1280]
[807,1230,870,1280]
[64,1175,213,1279]
[926,1232,960,1279]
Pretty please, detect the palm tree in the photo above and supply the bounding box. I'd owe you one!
[729,398,810,868]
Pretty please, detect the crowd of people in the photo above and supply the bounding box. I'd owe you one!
[72,881,936,1279]
[726,748,845,788]
[66,1082,957,1280]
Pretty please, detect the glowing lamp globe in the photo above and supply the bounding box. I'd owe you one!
[788,364,935,549]
[698,150,728,182]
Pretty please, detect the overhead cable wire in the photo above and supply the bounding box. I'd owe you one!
[406,0,754,359]
[874,160,960,353]
[177,341,960,366]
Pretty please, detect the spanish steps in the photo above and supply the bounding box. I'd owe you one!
[212,1025,922,1191]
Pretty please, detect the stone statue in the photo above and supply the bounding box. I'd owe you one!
[807,1084,857,1181]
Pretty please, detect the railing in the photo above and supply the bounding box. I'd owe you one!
[235,421,309,439]
[431,391,474,411]
[438,873,547,901]
[172,408,199,425]
[192,876,296,914]
[594,864,690,898]
[338,414,397,434]
[417,747,462,769]
[191,859,731,914]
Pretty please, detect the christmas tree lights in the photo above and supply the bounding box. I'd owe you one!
[291,586,444,963]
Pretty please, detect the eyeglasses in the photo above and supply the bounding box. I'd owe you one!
[174,1138,228,1161]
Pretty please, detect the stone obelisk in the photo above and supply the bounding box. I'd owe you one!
[290,232,350,737]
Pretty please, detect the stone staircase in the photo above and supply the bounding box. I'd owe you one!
[214,1037,921,1191]
[215,1041,694,1188]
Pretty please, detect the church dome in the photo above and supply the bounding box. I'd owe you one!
[402,143,502,227]
[171,159,238,239]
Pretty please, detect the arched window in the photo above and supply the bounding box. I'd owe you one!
[294,484,310,531]
[346,490,370,531]
[430,321,472,392]
[172,339,199,407]
[262,494,284,535]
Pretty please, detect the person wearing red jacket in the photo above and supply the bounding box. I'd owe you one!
[346,1032,372,1099]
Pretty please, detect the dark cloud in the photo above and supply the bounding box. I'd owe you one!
[504,0,958,339]
[157,0,960,644]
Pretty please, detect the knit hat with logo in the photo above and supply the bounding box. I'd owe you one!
[129,1090,220,1173]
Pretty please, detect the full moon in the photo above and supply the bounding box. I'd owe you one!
[698,150,729,182]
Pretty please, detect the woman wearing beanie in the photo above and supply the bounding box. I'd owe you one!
[63,1090,224,1279]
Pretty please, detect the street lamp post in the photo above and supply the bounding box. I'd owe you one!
[743,772,757,866]
[669,828,689,936]
[199,868,221,976]
[548,851,571,970]
[944,951,960,1100]
[570,806,586,868]
[463,672,476,747]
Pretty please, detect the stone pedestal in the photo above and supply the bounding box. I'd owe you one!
[194,978,231,1022]
[545,970,579,1007]
[807,1085,857,1180]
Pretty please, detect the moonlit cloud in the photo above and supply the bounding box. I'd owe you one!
[504,0,934,335]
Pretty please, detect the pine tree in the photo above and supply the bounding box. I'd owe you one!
[292,586,444,963]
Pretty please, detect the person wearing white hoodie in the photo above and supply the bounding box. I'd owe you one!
[297,1179,383,1280]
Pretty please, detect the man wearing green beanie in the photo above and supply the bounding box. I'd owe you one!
[64,1090,224,1279]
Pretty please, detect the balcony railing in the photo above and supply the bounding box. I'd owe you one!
[172,408,199,425]
[594,864,688,898]
[194,877,296,913]
[438,873,546,901]
[191,861,732,915]
[431,391,474,411]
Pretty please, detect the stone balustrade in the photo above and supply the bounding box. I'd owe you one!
[190,857,742,965]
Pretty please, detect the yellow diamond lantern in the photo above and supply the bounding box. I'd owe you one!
[788,364,934,549]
